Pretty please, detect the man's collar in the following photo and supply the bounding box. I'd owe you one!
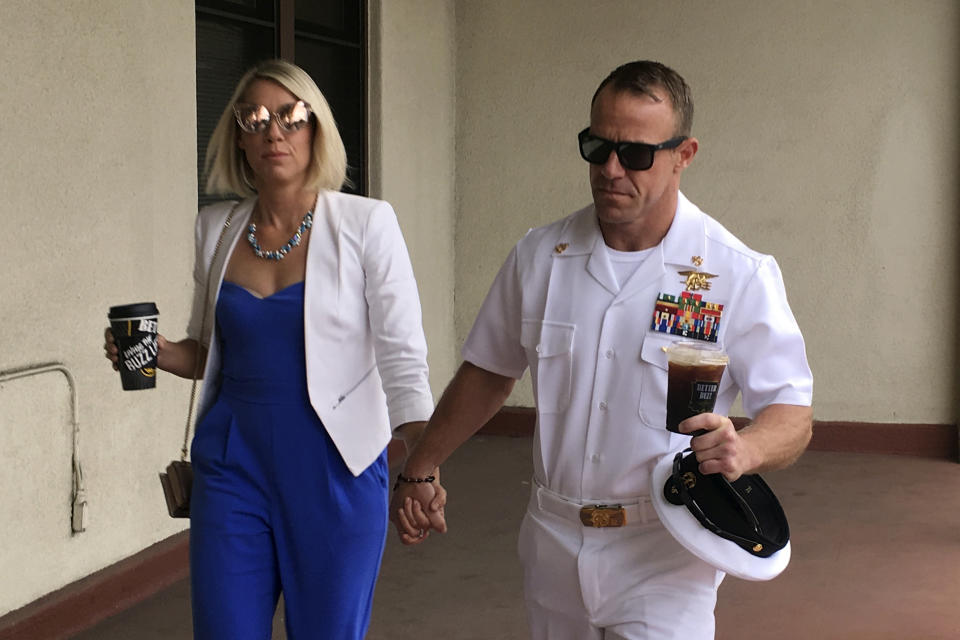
[552,205,600,256]
[661,191,707,267]
[554,191,706,264]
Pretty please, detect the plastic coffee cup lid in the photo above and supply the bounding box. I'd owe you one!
[666,341,728,366]
[109,302,158,320]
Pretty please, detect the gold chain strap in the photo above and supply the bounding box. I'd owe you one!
[180,202,241,461]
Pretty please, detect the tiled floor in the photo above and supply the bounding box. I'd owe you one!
[74,436,960,639]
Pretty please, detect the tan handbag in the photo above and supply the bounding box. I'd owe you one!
[159,202,241,518]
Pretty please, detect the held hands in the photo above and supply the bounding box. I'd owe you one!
[679,413,759,482]
[389,470,447,545]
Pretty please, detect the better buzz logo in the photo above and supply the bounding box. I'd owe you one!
[121,336,158,372]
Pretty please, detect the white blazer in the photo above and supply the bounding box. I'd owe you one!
[186,190,434,476]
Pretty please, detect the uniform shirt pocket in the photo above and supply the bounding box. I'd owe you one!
[520,319,575,414]
[638,334,735,430]
[637,334,672,429]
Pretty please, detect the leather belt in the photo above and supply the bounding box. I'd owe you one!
[530,480,657,527]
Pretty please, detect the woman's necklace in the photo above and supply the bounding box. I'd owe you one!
[247,209,313,261]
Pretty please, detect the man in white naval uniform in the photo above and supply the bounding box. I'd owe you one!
[391,61,813,639]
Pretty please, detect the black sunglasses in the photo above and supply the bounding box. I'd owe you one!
[578,127,686,171]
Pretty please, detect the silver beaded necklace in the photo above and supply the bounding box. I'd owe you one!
[247,210,313,261]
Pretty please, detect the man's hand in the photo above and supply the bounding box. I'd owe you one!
[679,404,813,481]
[389,473,447,545]
[386,362,516,546]
[679,413,757,481]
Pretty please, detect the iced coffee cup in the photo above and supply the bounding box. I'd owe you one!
[665,341,728,433]
[108,302,159,391]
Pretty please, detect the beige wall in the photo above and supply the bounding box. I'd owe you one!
[453,0,960,423]
[0,0,197,615]
[370,0,458,391]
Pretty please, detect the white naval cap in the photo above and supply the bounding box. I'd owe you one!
[651,449,792,581]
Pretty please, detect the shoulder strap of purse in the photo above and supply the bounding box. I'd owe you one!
[180,201,242,461]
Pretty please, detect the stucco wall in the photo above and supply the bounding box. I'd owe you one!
[0,1,197,615]
[370,0,458,392]
[453,0,960,423]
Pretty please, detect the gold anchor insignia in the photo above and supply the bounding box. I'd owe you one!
[681,472,697,489]
[554,243,569,254]
[678,256,717,292]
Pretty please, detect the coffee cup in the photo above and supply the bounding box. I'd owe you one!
[108,302,159,391]
[665,341,728,434]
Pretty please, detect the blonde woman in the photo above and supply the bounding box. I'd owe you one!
[105,59,439,639]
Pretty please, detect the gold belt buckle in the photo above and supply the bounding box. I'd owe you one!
[579,504,626,527]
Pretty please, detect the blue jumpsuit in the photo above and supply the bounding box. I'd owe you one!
[189,280,389,639]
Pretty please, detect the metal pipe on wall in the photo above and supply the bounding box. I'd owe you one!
[0,362,87,534]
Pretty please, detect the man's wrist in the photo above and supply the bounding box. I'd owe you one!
[392,471,437,491]
[395,420,427,443]
[401,450,437,478]
[400,464,436,481]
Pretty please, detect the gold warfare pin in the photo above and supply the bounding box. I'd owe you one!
[677,255,717,292]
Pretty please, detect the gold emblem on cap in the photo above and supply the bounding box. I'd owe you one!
[678,256,717,292]
[554,243,569,254]
[752,543,763,553]
[681,472,697,489]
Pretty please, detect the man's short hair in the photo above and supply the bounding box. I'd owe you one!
[592,61,694,138]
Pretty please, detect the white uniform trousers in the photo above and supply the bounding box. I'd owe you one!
[519,482,723,639]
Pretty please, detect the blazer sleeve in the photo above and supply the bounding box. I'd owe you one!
[362,202,435,428]
[185,210,210,345]
[185,200,239,346]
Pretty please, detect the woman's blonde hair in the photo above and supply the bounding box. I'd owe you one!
[204,59,348,196]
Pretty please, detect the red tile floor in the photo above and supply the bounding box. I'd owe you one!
[74,436,960,639]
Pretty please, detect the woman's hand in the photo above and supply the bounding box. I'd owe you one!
[104,328,205,380]
[156,336,201,378]
[390,472,447,545]
[389,421,447,543]
[103,327,120,371]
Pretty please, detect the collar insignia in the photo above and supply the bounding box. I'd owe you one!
[554,243,569,254]
[677,256,717,291]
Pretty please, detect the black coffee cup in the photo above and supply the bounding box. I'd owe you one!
[108,302,159,391]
